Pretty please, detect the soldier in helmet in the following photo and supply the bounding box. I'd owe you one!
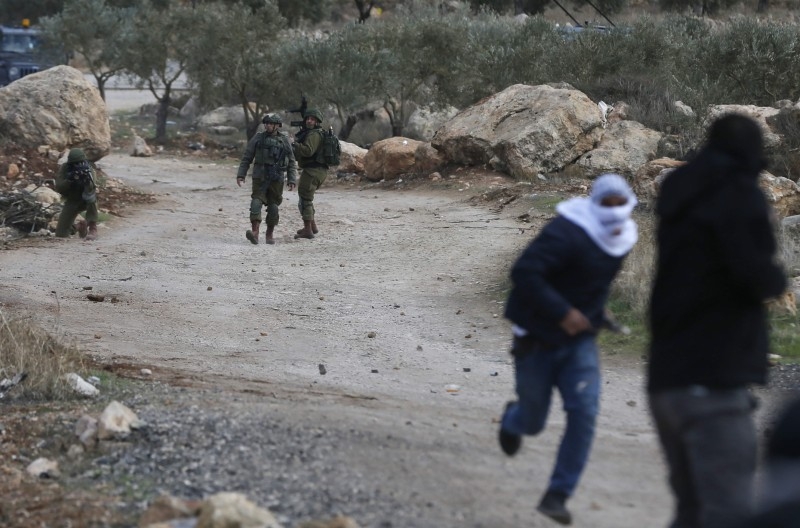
[292,108,327,240]
[53,148,99,241]
[237,113,298,245]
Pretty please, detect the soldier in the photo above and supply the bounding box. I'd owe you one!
[53,148,98,241]
[237,114,298,245]
[292,108,328,240]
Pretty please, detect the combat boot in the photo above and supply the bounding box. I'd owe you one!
[246,220,261,245]
[264,225,275,245]
[297,219,319,235]
[85,221,98,241]
[294,220,315,240]
[76,220,88,238]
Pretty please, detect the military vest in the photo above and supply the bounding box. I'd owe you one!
[254,133,288,170]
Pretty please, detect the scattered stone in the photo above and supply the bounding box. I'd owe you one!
[207,286,213,291]
[139,494,203,527]
[367,332,376,338]
[66,444,84,459]
[26,457,60,479]
[318,364,327,375]
[463,368,471,373]
[141,368,153,377]
[627,401,637,407]
[65,373,100,397]
[97,400,144,440]
[87,293,105,302]
[371,369,379,374]
[298,515,361,528]
[416,345,423,351]
[83,286,93,290]
[75,414,99,448]
[196,492,282,528]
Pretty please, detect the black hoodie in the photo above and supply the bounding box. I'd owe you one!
[648,114,787,392]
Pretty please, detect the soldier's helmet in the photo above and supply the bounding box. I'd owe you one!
[67,148,87,163]
[262,114,282,126]
[304,108,324,123]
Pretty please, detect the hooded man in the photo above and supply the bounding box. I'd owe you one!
[648,114,787,528]
[54,148,98,240]
[498,173,638,526]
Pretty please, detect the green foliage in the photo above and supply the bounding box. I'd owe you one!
[118,1,201,142]
[184,0,288,136]
[38,0,134,100]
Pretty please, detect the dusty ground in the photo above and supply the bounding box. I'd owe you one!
[1,91,797,527]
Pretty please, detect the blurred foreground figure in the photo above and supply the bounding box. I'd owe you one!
[734,397,800,528]
[498,173,638,526]
[648,114,787,528]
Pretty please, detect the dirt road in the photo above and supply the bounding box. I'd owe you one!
[2,154,676,527]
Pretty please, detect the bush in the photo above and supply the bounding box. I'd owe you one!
[0,310,87,401]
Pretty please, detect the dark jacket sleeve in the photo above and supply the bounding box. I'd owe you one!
[509,221,575,323]
[713,184,787,303]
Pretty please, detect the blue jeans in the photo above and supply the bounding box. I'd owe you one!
[649,387,757,528]
[502,335,600,496]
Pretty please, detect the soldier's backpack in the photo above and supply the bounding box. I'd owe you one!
[315,127,341,167]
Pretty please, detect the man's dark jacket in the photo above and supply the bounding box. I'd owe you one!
[648,120,787,392]
[505,216,625,346]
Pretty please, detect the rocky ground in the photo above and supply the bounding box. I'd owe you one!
[1,107,799,528]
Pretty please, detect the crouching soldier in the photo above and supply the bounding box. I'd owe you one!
[237,114,298,245]
[54,148,98,240]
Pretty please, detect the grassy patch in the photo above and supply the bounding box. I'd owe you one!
[0,310,88,401]
[599,296,649,358]
[769,313,800,361]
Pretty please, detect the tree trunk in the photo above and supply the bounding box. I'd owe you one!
[339,115,358,141]
[514,0,525,14]
[154,89,171,144]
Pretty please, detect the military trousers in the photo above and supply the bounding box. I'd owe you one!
[250,176,284,226]
[297,166,327,221]
[55,198,98,238]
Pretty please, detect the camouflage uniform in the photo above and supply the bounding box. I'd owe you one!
[54,148,98,240]
[293,108,328,239]
[237,115,298,244]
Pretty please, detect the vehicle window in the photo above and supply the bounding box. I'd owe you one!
[1,34,39,53]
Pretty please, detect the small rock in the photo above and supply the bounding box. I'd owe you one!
[463,367,471,373]
[140,368,152,377]
[416,345,423,351]
[87,293,105,302]
[367,331,376,338]
[65,373,99,397]
[627,400,637,407]
[82,286,93,290]
[371,369,379,374]
[26,458,60,479]
[207,286,213,291]
[318,364,327,375]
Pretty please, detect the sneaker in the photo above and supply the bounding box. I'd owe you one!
[537,490,572,525]
[498,401,521,456]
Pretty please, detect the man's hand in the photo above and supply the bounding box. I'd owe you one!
[287,182,296,192]
[236,178,244,187]
[560,308,593,336]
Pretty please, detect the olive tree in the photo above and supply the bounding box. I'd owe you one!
[185,0,290,138]
[366,2,473,137]
[38,0,133,100]
[280,23,382,140]
[119,1,199,143]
